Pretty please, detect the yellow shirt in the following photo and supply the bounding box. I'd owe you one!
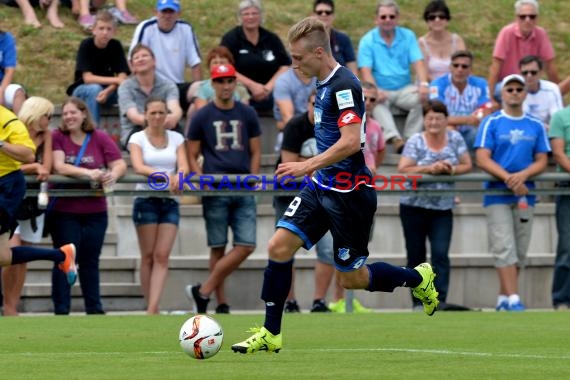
[0,106,35,177]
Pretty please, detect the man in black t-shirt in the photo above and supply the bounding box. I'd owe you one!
[66,10,129,126]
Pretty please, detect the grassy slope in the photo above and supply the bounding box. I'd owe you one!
[0,0,569,104]
[0,312,568,379]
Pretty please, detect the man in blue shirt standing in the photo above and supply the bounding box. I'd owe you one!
[475,74,551,311]
[430,50,491,150]
[358,0,429,153]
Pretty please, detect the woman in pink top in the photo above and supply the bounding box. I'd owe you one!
[418,1,465,82]
[49,97,126,314]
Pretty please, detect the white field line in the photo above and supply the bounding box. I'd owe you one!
[0,347,568,360]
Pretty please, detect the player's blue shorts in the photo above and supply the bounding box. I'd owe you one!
[277,184,377,272]
[274,195,334,265]
[0,170,26,236]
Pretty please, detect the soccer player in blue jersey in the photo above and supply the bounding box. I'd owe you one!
[231,17,439,355]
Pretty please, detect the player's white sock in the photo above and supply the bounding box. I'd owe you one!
[508,294,521,306]
[497,294,508,306]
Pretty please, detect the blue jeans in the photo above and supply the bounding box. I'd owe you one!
[49,211,108,314]
[72,84,118,126]
[400,204,452,304]
[202,195,256,247]
[552,194,570,307]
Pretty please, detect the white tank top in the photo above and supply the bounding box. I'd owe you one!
[420,33,458,81]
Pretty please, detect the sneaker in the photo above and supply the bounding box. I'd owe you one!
[328,299,346,313]
[215,303,230,314]
[352,298,373,313]
[508,301,526,312]
[58,243,77,286]
[184,284,209,313]
[108,7,138,25]
[78,14,95,31]
[495,300,509,311]
[310,299,330,313]
[412,263,439,316]
[284,300,300,313]
[231,326,282,354]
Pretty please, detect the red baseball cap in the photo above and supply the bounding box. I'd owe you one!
[211,64,236,80]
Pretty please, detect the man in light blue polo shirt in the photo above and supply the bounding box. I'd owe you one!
[358,0,429,153]
[430,50,491,150]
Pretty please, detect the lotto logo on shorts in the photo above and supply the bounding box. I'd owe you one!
[338,248,350,261]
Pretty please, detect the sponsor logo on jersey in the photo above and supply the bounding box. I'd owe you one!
[336,89,354,109]
[314,109,322,125]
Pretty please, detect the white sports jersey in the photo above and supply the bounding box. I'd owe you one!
[523,79,563,126]
[129,18,201,83]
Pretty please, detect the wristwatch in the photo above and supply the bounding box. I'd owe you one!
[0,140,5,148]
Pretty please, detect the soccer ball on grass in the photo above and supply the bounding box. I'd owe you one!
[179,315,224,359]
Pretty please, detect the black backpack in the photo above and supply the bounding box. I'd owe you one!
[15,197,44,232]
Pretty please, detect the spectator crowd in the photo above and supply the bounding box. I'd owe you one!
[0,0,569,315]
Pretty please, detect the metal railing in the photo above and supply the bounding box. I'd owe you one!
[23,172,570,197]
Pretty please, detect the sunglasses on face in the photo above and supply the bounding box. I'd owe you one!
[518,14,537,20]
[521,70,539,76]
[365,97,377,102]
[505,87,525,93]
[427,14,448,21]
[452,63,470,69]
[379,14,397,20]
[315,10,333,16]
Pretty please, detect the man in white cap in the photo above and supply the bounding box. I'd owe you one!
[474,73,551,312]
[129,0,202,114]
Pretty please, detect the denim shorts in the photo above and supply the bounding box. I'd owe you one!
[132,197,180,226]
[202,195,256,248]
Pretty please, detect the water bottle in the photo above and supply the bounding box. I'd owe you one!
[37,181,49,210]
[518,196,530,223]
[101,168,114,195]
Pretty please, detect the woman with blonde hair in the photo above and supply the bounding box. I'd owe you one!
[1,96,54,315]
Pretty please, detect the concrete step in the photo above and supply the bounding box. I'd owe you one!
[19,283,145,313]
[25,257,138,284]
[16,253,556,313]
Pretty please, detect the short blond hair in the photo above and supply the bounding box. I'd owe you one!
[287,17,331,54]
[18,96,54,132]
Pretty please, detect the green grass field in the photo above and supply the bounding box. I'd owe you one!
[1,312,568,379]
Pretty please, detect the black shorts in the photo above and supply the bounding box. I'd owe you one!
[0,170,26,236]
[276,184,377,272]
